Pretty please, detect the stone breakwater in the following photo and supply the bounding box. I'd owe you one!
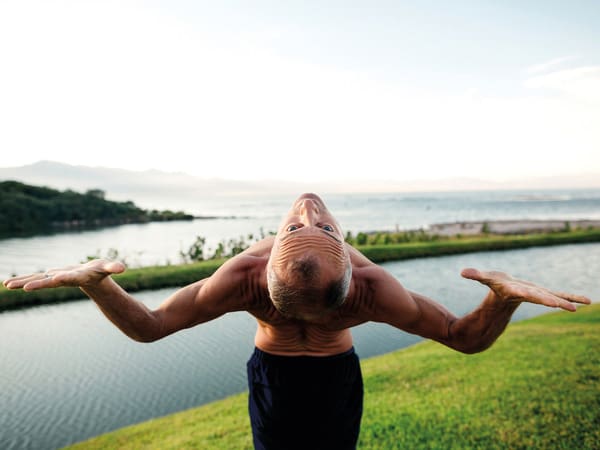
[427,219,600,236]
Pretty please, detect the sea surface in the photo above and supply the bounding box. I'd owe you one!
[1,188,599,279]
[1,189,600,449]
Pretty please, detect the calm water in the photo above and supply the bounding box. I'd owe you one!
[1,188,600,278]
[1,243,599,450]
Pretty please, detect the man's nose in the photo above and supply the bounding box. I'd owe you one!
[299,199,319,224]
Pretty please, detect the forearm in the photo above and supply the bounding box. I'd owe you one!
[399,268,586,354]
[81,277,161,342]
[447,290,520,354]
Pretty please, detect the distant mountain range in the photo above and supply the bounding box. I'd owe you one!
[1,161,598,213]
[0,161,301,212]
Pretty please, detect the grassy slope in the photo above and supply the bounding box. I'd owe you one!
[66,303,600,450]
[3,228,600,312]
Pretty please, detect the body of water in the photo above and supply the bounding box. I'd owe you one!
[1,243,599,450]
[1,188,600,279]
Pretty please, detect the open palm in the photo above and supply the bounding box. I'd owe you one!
[3,259,125,292]
[461,268,591,312]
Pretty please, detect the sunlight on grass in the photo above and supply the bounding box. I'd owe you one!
[67,304,599,450]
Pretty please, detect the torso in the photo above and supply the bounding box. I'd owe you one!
[254,320,354,356]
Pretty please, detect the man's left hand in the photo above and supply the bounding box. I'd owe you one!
[461,268,592,312]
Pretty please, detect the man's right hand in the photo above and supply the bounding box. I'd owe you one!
[3,259,125,292]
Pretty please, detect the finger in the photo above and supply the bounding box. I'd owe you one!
[4,279,26,289]
[22,275,62,292]
[551,291,592,305]
[3,277,20,288]
[4,273,49,290]
[555,298,577,312]
[3,267,80,288]
[519,290,577,312]
[102,261,125,274]
[3,272,43,287]
[460,268,484,281]
[460,268,508,285]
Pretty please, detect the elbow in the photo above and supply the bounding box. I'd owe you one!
[456,345,484,355]
[131,333,159,343]
[129,324,165,343]
[452,340,495,355]
[126,322,164,343]
[446,319,494,354]
[129,312,165,343]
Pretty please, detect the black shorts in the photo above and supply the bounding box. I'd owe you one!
[247,347,363,450]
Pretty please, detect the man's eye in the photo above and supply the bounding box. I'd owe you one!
[287,225,299,232]
[322,225,334,232]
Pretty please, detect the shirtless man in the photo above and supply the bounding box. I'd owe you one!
[3,193,591,450]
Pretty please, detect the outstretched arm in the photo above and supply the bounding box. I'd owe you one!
[443,268,591,353]
[3,257,256,342]
[3,259,161,341]
[371,267,591,354]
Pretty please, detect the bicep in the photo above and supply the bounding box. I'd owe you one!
[153,278,222,338]
[152,258,255,339]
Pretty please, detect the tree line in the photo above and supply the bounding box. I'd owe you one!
[0,180,193,237]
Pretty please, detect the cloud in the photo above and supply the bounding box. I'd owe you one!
[525,66,600,103]
[525,56,578,75]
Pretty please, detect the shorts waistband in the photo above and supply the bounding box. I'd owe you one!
[251,346,356,364]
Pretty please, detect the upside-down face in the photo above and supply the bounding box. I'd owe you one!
[267,193,351,319]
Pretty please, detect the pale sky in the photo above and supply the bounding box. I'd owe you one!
[1,0,599,183]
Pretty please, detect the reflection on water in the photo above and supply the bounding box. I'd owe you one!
[1,243,599,450]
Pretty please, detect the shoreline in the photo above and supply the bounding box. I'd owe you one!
[2,222,600,312]
[426,218,600,236]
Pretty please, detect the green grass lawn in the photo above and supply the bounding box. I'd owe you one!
[66,303,600,450]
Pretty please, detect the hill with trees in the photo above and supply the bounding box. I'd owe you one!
[0,180,193,237]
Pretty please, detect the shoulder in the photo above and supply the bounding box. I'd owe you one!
[344,243,409,299]
[198,248,270,313]
[211,251,268,285]
[240,236,275,257]
[208,237,272,282]
[342,260,419,324]
[345,242,375,268]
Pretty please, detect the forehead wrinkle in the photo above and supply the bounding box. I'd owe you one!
[276,234,345,268]
[319,229,342,244]
[280,227,341,244]
[279,236,344,259]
